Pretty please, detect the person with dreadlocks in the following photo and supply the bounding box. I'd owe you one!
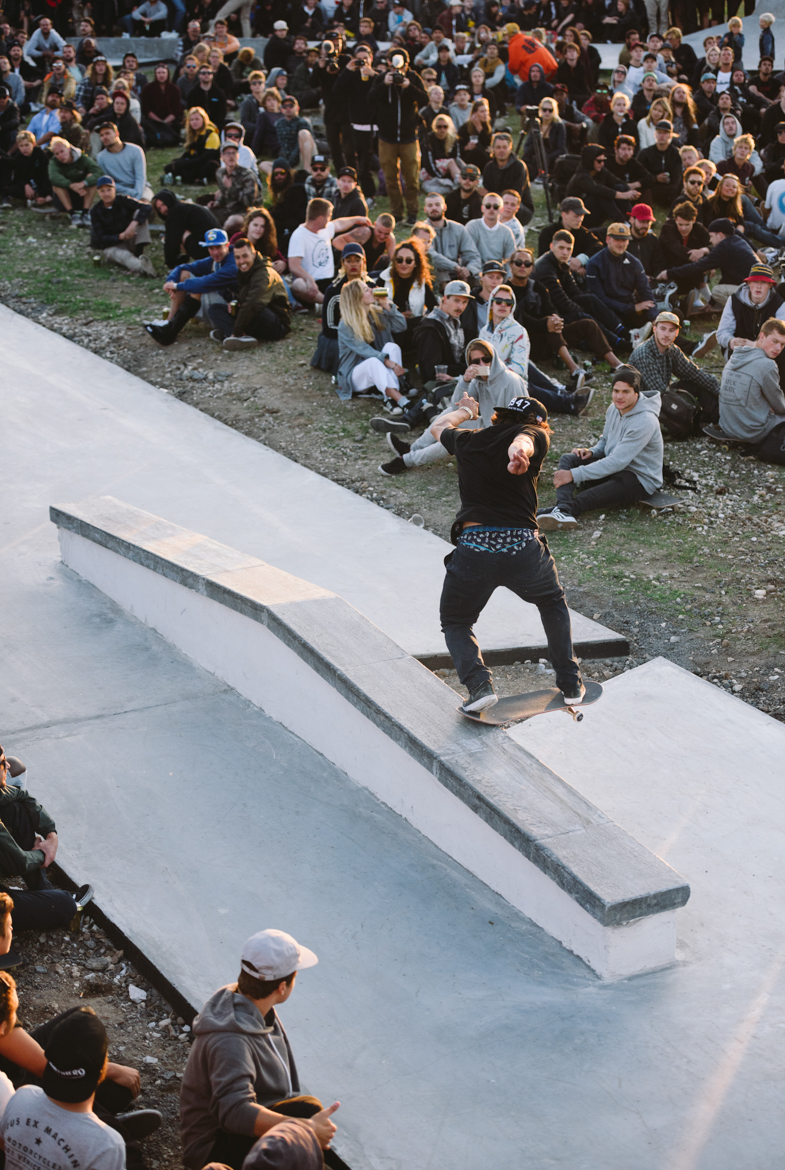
[433,394,584,714]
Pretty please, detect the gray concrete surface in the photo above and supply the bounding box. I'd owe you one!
[1,305,625,664]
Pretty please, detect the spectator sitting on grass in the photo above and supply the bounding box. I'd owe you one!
[266,158,308,253]
[55,100,89,152]
[96,120,151,201]
[179,929,339,1170]
[208,236,291,349]
[90,174,155,276]
[238,71,267,139]
[538,365,663,531]
[48,135,102,226]
[464,191,518,267]
[187,65,227,130]
[109,90,145,149]
[221,120,257,172]
[656,217,758,310]
[336,278,409,407]
[311,242,374,376]
[146,226,238,346]
[630,309,720,424]
[0,129,52,209]
[0,85,19,152]
[152,188,221,268]
[719,317,785,463]
[206,141,259,233]
[261,94,316,179]
[288,197,371,307]
[140,63,183,147]
[27,89,62,147]
[304,154,338,203]
[164,107,222,187]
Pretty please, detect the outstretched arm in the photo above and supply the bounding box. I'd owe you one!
[507,432,535,475]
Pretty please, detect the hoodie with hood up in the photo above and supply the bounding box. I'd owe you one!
[479,312,530,382]
[708,114,744,164]
[572,390,663,495]
[180,984,300,1170]
[565,144,629,228]
[450,338,527,426]
[720,343,785,441]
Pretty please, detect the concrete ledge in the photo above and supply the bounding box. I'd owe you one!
[51,496,689,979]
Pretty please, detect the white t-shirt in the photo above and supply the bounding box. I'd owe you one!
[716,68,733,94]
[288,221,336,282]
[764,178,785,232]
[2,1086,125,1170]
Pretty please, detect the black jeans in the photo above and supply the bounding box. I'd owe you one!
[345,126,377,198]
[556,451,648,516]
[439,537,581,693]
[1,801,77,933]
[572,293,623,342]
[208,1096,343,1170]
[209,302,289,341]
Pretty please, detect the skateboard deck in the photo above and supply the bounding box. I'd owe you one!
[459,680,603,726]
[703,424,749,450]
[639,490,680,511]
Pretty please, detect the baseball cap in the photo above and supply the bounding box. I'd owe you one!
[273,19,288,28]
[654,310,680,326]
[42,1008,108,1104]
[201,227,229,246]
[443,279,474,299]
[95,175,115,187]
[341,241,364,256]
[454,83,470,92]
[629,202,655,221]
[701,71,717,80]
[311,154,327,165]
[243,1120,323,1170]
[221,141,239,152]
[708,217,735,235]
[642,70,659,80]
[505,396,548,421]
[606,222,631,238]
[481,260,506,274]
[560,196,586,213]
[241,929,318,981]
[463,164,481,178]
[656,119,673,130]
[337,165,357,179]
[776,121,785,132]
[0,86,9,98]
[552,83,569,94]
[745,262,776,283]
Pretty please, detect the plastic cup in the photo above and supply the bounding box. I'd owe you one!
[435,364,449,377]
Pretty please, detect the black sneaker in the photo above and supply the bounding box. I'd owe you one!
[386,432,410,456]
[461,681,498,713]
[561,682,586,705]
[379,456,408,476]
[571,387,594,416]
[405,213,418,225]
[116,1110,163,1142]
[370,415,411,434]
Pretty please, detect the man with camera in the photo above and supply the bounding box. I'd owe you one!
[312,34,350,171]
[334,45,378,200]
[370,48,427,225]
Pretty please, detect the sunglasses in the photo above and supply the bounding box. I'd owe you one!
[484,203,501,210]
[282,101,295,107]
[395,255,415,263]
[512,258,533,267]
[312,164,327,170]
[686,178,702,184]
[470,355,491,364]
[491,297,514,306]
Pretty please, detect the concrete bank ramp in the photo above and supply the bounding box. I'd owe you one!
[1,304,626,666]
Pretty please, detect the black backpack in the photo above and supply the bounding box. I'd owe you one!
[660,388,701,440]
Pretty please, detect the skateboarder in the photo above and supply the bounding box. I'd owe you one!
[433,395,584,714]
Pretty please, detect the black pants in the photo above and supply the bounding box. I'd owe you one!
[1,802,76,933]
[756,420,785,465]
[345,126,377,198]
[531,317,612,362]
[556,452,648,516]
[439,537,580,694]
[170,154,220,183]
[323,115,345,171]
[208,303,289,341]
[572,293,623,342]
[141,117,181,148]
[208,1096,343,1170]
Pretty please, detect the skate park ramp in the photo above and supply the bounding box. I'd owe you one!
[1,304,625,666]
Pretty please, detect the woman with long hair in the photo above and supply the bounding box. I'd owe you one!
[241,206,286,270]
[636,96,674,150]
[479,284,530,380]
[207,46,234,104]
[669,84,700,147]
[468,65,499,120]
[336,279,409,408]
[165,106,221,183]
[75,55,114,114]
[596,90,637,151]
[111,90,145,146]
[379,237,437,349]
[523,96,566,174]
[704,171,744,227]
[421,114,461,193]
[458,99,493,169]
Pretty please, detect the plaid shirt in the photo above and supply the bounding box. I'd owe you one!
[305,174,339,204]
[629,336,720,398]
[275,114,311,167]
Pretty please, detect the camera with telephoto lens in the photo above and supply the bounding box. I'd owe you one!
[390,52,405,82]
[524,104,541,130]
[321,40,339,72]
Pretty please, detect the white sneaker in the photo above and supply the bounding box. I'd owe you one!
[223,335,258,350]
[693,330,717,358]
[538,508,578,531]
[629,327,642,349]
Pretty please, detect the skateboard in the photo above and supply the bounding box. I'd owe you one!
[459,680,603,726]
[703,424,753,452]
[638,490,681,512]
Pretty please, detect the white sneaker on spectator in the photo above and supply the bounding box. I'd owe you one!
[224,335,258,350]
[80,210,91,227]
[70,211,81,228]
[693,330,717,358]
[538,508,578,531]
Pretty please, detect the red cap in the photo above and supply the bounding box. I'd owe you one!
[629,202,656,221]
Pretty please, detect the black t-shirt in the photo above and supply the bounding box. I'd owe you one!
[440,421,549,534]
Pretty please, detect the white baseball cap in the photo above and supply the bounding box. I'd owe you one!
[241,929,318,980]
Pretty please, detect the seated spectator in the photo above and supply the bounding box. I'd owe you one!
[177,57,201,104]
[336,278,409,408]
[75,56,113,115]
[465,192,518,267]
[229,48,263,101]
[566,144,635,229]
[522,96,565,178]
[534,229,626,350]
[110,90,144,148]
[760,122,785,188]
[55,100,90,151]
[479,281,529,379]
[6,43,40,114]
[669,164,711,219]
[0,85,19,151]
[635,95,673,152]
[378,235,438,349]
[121,0,168,36]
[41,56,76,105]
[595,91,636,154]
[626,202,665,278]
[164,107,221,185]
[586,221,657,343]
[210,17,241,60]
[250,88,283,157]
[266,158,308,252]
[0,55,24,110]
[334,212,396,272]
[457,100,493,172]
[96,121,150,200]
[656,217,758,309]
[638,119,683,207]
[482,131,534,224]
[422,191,481,288]
[146,227,238,346]
[208,236,290,349]
[719,318,785,462]
[259,94,315,178]
[537,196,603,272]
[713,264,785,375]
[0,129,52,208]
[140,64,183,147]
[289,197,371,306]
[90,174,155,275]
[420,113,461,194]
[207,47,235,110]
[605,134,655,203]
[0,745,93,935]
[240,205,287,273]
[27,89,62,147]
[312,243,373,375]
[152,188,221,268]
[406,280,472,399]
[331,167,368,219]
[187,65,227,130]
[498,190,526,251]
[119,53,149,99]
[510,246,621,378]
[630,309,720,422]
[239,71,266,139]
[515,61,553,113]
[304,155,338,204]
[207,141,259,232]
[660,200,712,306]
[48,135,101,226]
[444,164,483,225]
[539,365,663,530]
[448,82,472,129]
[221,120,257,172]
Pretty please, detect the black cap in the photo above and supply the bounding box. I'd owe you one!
[708,217,736,235]
[337,165,357,179]
[42,1009,108,1104]
[481,260,506,274]
[505,396,548,422]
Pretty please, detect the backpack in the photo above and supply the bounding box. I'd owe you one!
[551,153,581,203]
[660,388,701,440]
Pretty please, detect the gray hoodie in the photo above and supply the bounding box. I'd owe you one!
[720,344,785,442]
[180,984,300,1169]
[572,391,663,495]
[450,338,526,426]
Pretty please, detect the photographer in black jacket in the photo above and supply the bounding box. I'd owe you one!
[370,47,427,225]
[334,43,378,199]
[312,32,351,169]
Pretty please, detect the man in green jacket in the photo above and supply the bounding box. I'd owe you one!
[208,237,291,350]
[47,135,102,226]
[0,745,93,938]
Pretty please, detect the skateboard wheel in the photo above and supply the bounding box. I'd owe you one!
[576,712,583,722]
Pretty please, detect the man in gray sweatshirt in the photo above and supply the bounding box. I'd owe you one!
[539,364,663,528]
[720,319,785,462]
[179,929,339,1170]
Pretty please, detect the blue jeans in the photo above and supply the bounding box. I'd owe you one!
[439,537,581,693]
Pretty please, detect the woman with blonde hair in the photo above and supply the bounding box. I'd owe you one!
[596,90,636,151]
[458,98,493,169]
[336,279,409,408]
[523,96,565,174]
[636,96,673,150]
[421,114,461,193]
[163,106,221,184]
[379,236,437,348]
[479,283,530,380]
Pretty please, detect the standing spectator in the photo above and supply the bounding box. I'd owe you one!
[165,108,221,185]
[48,135,101,225]
[465,191,518,266]
[370,48,428,225]
[141,64,183,147]
[187,65,227,130]
[482,130,534,224]
[96,121,150,200]
[89,174,155,275]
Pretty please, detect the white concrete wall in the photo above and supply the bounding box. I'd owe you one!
[58,528,676,980]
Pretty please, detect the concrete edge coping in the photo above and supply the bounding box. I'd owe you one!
[50,498,690,929]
